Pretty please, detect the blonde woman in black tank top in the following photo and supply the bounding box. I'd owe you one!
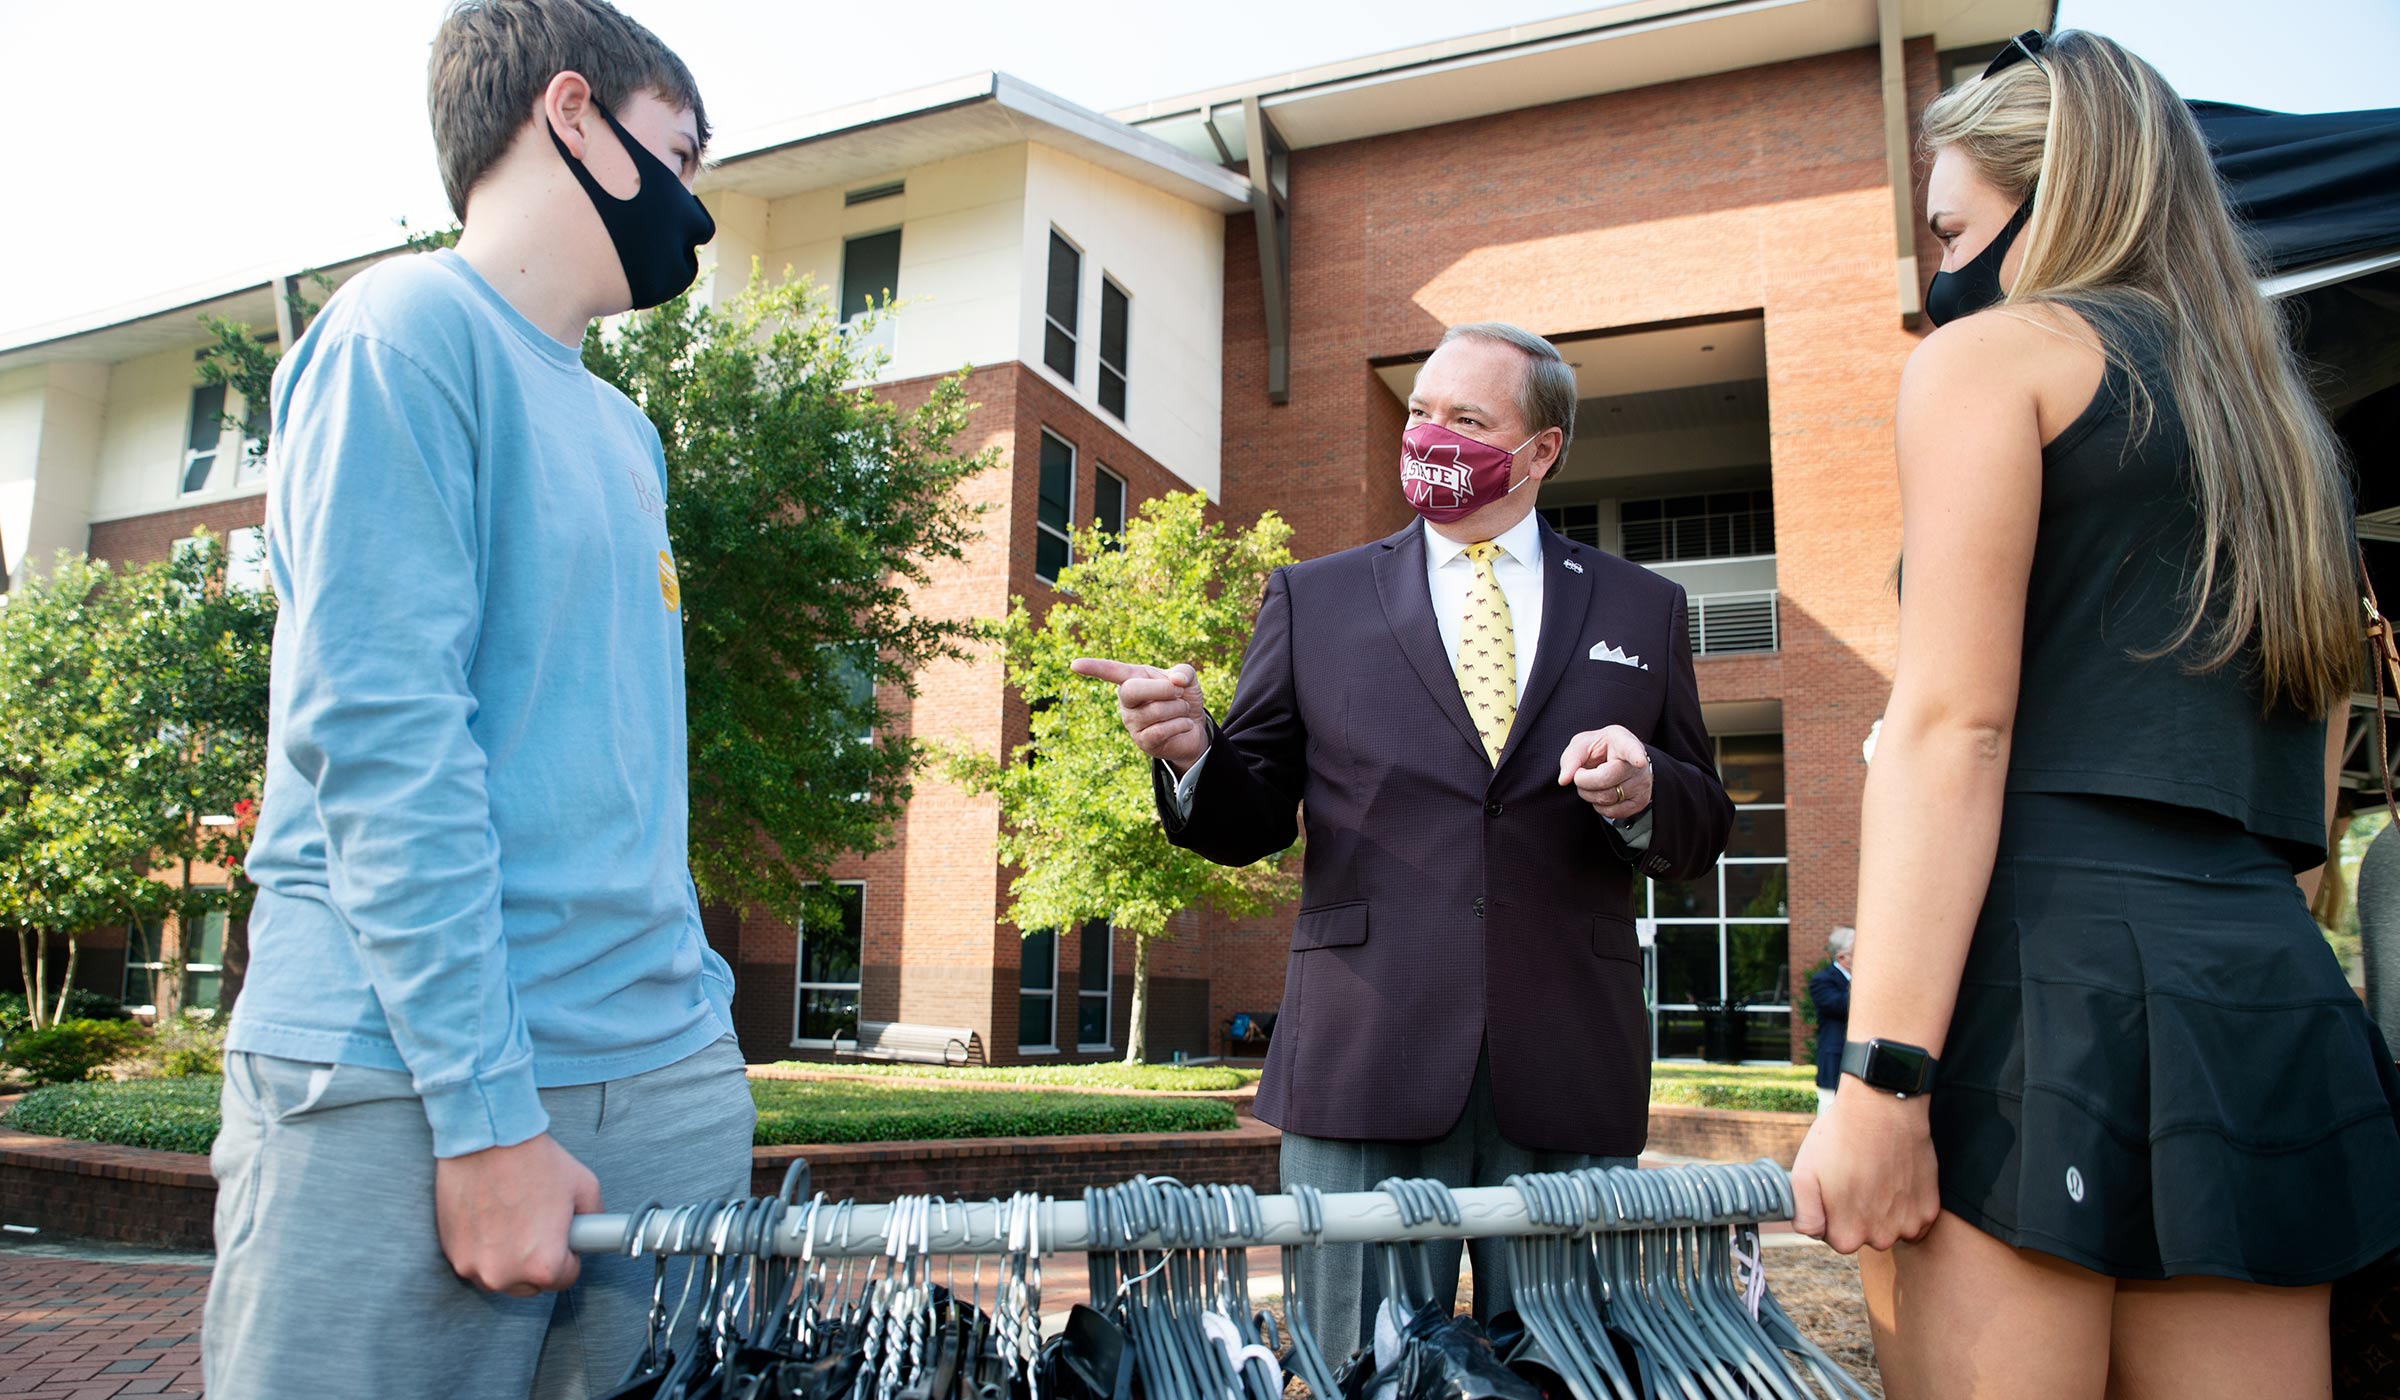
[1789,30,2400,1399]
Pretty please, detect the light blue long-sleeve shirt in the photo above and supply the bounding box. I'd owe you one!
[233,250,734,1158]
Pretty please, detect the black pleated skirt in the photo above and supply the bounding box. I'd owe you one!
[1931,790,2400,1285]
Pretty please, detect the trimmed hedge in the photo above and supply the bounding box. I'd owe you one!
[7,1076,223,1153]
[1649,1062,1814,1085]
[6,1076,1238,1156]
[767,1061,1258,1092]
[749,1080,1235,1145]
[1649,1080,1817,1114]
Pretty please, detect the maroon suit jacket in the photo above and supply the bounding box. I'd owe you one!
[1153,518,1732,1156]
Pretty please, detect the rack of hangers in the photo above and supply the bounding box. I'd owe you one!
[572,1159,1871,1400]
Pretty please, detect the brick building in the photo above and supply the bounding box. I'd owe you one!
[0,0,2057,1065]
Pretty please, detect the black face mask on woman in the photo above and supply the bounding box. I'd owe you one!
[1925,198,2032,327]
[548,100,716,311]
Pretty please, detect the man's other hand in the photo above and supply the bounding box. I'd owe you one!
[1070,658,1209,775]
[434,1133,600,1297]
[1558,725,1653,820]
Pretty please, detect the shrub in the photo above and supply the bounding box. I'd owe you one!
[7,1077,223,1154]
[119,1013,225,1080]
[1,1018,151,1086]
[0,989,129,1047]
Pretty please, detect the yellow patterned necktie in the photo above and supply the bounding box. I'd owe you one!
[1456,541,1518,764]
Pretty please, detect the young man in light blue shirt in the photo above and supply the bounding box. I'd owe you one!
[204,4,750,1395]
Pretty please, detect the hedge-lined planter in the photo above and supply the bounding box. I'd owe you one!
[0,1107,1812,1251]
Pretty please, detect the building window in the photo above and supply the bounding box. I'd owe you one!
[1098,277,1129,420]
[1019,928,1058,1052]
[1043,230,1081,383]
[794,882,864,1047]
[840,229,902,324]
[124,908,227,1015]
[234,390,271,487]
[1642,734,1788,1063]
[1094,466,1126,547]
[226,526,269,594]
[182,382,227,496]
[1036,430,1074,583]
[1619,489,1774,563]
[1077,918,1113,1050]
[1537,503,1601,548]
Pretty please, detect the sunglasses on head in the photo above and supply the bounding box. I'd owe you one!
[1982,29,2049,79]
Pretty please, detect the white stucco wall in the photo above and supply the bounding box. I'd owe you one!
[84,344,265,526]
[1019,144,1223,499]
[735,145,1031,385]
[1,363,109,586]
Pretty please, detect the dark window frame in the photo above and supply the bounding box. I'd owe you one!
[1035,429,1076,584]
[793,880,867,1048]
[1097,276,1130,420]
[1043,229,1082,384]
[840,227,904,325]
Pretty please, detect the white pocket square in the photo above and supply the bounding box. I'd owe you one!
[1589,641,1648,670]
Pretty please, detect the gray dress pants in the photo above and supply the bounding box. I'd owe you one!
[203,1035,755,1400]
[1276,1048,1637,1361]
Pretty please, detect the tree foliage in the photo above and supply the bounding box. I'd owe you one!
[0,543,272,1028]
[944,492,1298,1061]
[583,273,991,920]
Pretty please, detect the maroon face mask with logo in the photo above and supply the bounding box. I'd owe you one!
[1399,422,1542,524]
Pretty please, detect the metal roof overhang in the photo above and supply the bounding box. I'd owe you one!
[699,71,1250,213]
[1115,0,2053,164]
[0,247,394,373]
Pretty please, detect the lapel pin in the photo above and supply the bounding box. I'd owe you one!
[1562,557,1585,574]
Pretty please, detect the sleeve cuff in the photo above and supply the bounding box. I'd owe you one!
[1609,808,1656,851]
[420,1061,550,1158]
[1168,747,1212,819]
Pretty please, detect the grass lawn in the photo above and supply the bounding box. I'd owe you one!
[765,1061,1261,1091]
[4,1075,1238,1156]
[1650,1060,1818,1113]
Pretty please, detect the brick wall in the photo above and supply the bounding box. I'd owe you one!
[0,1129,217,1252]
[721,360,1223,1068]
[85,495,266,569]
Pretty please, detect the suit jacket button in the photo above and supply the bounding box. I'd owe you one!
[1485,800,1503,818]
[1473,895,1486,919]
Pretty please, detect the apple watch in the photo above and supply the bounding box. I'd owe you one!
[1840,1038,1939,1098]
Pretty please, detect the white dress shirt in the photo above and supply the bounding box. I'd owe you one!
[1170,513,1650,848]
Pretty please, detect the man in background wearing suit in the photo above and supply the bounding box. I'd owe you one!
[1810,926,1856,1115]
[1075,322,1733,1355]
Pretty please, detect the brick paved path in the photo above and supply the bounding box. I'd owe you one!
[0,1254,206,1399]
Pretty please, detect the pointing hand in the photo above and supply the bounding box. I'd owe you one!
[1070,657,1209,774]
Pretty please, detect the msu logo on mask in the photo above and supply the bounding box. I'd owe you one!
[1402,443,1476,510]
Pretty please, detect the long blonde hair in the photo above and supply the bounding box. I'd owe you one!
[1922,30,2357,717]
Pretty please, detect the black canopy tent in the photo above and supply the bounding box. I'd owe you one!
[2195,99,2400,811]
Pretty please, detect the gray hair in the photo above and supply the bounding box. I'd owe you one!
[1827,926,1857,958]
[1437,322,1577,458]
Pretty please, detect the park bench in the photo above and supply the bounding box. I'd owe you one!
[832,1020,987,1067]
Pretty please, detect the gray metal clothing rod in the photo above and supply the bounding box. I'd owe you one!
[567,1167,1795,1259]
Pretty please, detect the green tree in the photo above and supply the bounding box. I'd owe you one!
[99,534,277,1022]
[583,274,991,921]
[945,492,1299,1062]
[0,557,169,1029]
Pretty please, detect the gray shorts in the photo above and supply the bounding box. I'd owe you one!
[203,1036,755,1400]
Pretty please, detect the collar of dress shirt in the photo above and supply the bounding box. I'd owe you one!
[1423,509,1545,572]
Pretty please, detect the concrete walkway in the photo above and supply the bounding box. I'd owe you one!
[0,1244,208,1400]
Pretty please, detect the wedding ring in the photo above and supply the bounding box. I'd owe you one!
[1613,783,1626,804]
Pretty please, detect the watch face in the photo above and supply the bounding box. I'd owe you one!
[1867,1040,1931,1092]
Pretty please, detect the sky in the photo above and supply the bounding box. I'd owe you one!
[2,0,2393,340]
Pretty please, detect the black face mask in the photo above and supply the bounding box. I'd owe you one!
[548,100,715,311]
[1925,198,2032,327]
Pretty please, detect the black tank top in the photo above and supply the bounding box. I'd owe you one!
[2002,297,2329,867]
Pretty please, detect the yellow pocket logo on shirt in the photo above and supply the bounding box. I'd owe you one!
[657,550,680,610]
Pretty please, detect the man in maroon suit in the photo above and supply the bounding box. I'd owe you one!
[1075,322,1732,1355]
